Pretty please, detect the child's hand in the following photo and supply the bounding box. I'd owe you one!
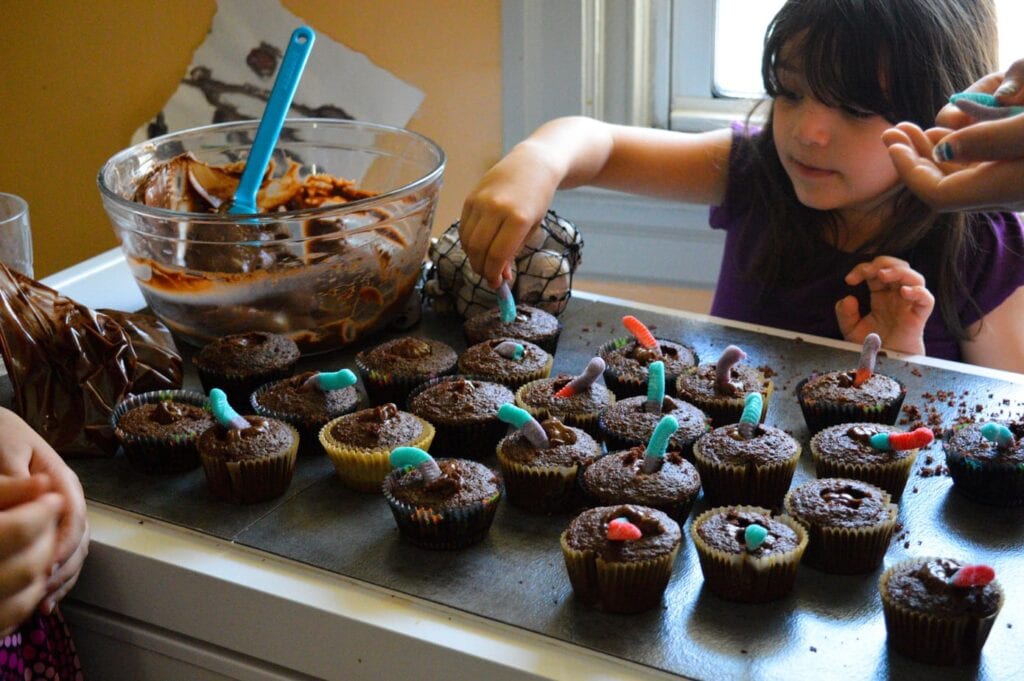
[0,408,89,614]
[460,141,564,288]
[836,256,935,355]
[0,475,63,636]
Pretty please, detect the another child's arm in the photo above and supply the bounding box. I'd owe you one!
[460,116,733,287]
[0,408,89,615]
[0,474,62,636]
[882,59,1024,212]
[959,287,1024,372]
[836,256,935,356]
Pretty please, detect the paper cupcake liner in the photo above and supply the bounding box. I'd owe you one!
[319,416,435,493]
[456,352,554,391]
[354,353,457,408]
[879,558,1004,665]
[382,472,502,549]
[198,423,299,504]
[250,382,361,457]
[692,439,801,509]
[111,390,211,474]
[406,375,510,460]
[514,382,611,440]
[944,450,1024,507]
[678,380,775,429]
[690,506,807,603]
[559,532,679,613]
[796,377,906,435]
[197,362,297,413]
[810,442,917,501]
[783,490,897,574]
[496,447,584,513]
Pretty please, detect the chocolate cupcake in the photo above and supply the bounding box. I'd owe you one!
[407,376,515,460]
[692,416,801,509]
[495,406,602,513]
[197,389,298,504]
[943,420,1024,507]
[319,403,435,493]
[796,334,905,434]
[880,557,1004,665]
[462,304,562,354]
[355,336,458,407]
[598,396,709,458]
[514,357,615,437]
[194,332,300,408]
[383,447,502,549]
[783,477,897,574]
[810,423,929,500]
[560,504,681,613]
[690,505,808,603]
[598,316,697,398]
[674,345,773,428]
[457,338,553,390]
[250,369,361,456]
[112,390,213,473]
[581,446,702,524]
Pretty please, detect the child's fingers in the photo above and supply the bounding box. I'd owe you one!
[875,264,926,288]
[834,295,863,340]
[0,475,50,511]
[932,115,1024,164]
[995,59,1024,102]
[900,285,935,316]
[481,218,526,289]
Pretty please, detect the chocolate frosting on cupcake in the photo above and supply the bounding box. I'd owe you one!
[118,400,213,439]
[408,378,514,425]
[812,423,904,465]
[458,338,551,380]
[463,305,561,347]
[198,416,294,462]
[356,337,457,377]
[600,338,697,385]
[785,478,893,528]
[800,371,903,404]
[582,448,700,509]
[499,418,599,468]
[387,458,500,508]
[695,507,801,557]
[676,363,767,400]
[255,372,360,419]
[328,404,425,449]
[563,504,680,562]
[599,396,708,452]
[517,375,614,414]
[696,424,800,465]
[884,557,1002,617]
[195,332,300,374]
[945,421,1024,465]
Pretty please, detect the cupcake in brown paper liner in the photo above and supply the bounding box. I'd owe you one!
[581,447,701,523]
[879,557,1003,665]
[560,504,681,613]
[690,505,807,603]
[796,334,905,434]
[112,389,214,474]
[495,405,601,513]
[194,332,300,409]
[514,357,615,438]
[407,375,514,460]
[196,394,299,504]
[319,403,435,493]
[674,345,773,428]
[598,395,709,459]
[810,423,928,501]
[354,336,458,407]
[250,369,361,457]
[383,448,502,549]
[783,477,897,574]
[943,420,1024,507]
[692,422,801,509]
[457,338,553,390]
[598,315,697,398]
[462,303,562,354]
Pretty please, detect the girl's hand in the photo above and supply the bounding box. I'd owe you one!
[882,58,1024,212]
[0,408,89,614]
[836,256,935,355]
[459,141,564,289]
[0,475,63,636]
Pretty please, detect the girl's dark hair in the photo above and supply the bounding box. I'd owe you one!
[744,0,998,339]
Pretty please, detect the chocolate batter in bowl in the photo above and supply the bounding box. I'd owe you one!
[98,119,445,354]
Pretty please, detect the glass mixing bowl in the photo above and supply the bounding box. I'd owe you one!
[98,118,445,354]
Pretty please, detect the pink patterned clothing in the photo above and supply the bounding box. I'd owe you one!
[0,610,83,681]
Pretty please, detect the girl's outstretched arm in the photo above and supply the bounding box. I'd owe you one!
[836,256,935,355]
[460,116,732,287]
[960,287,1024,372]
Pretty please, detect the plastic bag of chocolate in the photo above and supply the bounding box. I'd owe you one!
[423,210,584,318]
[0,263,183,457]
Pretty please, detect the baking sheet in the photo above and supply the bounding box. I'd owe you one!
[59,297,1024,680]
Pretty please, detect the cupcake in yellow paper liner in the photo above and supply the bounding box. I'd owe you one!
[319,403,434,493]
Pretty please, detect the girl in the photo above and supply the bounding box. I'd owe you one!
[459,0,1024,372]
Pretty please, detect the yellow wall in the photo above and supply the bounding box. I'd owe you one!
[0,1,502,278]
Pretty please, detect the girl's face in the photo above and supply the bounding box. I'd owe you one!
[771,61,900,233]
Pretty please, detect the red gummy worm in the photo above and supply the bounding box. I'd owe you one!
[622,315,659,350]
[951,564,996,587]
[607,518,642,541]
[887,427,934,450]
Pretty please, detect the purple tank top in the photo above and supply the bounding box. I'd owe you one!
[709,125,1024,361]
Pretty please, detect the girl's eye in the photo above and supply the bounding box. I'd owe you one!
[777,88,801,102]
[841,105,875,119]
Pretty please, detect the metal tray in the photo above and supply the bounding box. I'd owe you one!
[66,296,1024,680]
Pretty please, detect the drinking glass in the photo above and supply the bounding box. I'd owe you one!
[0,192,33,278]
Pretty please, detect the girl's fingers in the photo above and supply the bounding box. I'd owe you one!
[0,475,50,511]
[834,295,863,340]
[934,115,1024,164]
